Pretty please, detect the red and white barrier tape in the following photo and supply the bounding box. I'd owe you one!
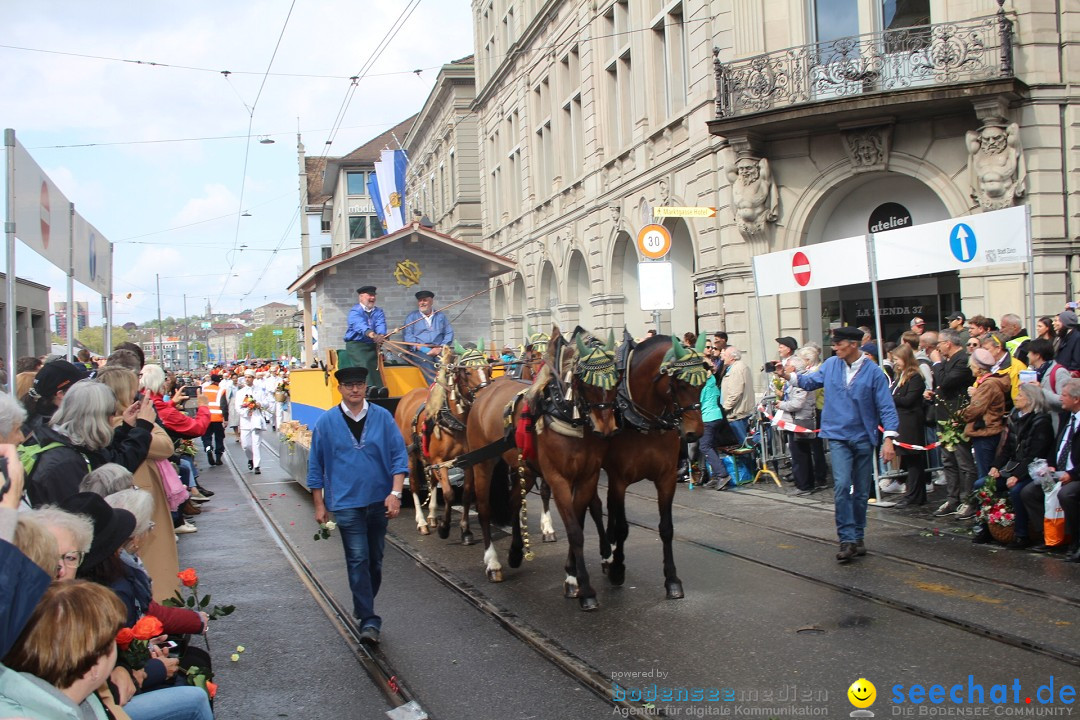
[757,404,820,434]
[878,425,940,451]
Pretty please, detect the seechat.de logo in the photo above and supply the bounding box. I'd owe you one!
[848,678,876,717]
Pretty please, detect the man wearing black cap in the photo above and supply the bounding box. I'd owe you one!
[343,286,386,389]
[22,359,90,441]
[780,326,899,563]
[776,336,797,363]
[945,312,970,344]
[307,366,408,646]
[403,290,455,383]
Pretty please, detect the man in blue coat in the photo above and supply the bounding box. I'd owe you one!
[402,290,454,383]
[343,286,387,389]
[780,326,899,563]
[308,366,408,644]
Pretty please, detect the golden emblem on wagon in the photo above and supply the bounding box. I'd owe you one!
[394,259,422,288]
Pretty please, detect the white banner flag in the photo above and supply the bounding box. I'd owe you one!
[873,205,1028,280]
[374,149,407,233]
[12,137,71,271]
[752,235,869,297]
[72,213,111,296]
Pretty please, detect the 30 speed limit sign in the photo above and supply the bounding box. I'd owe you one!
[637,224,672,259]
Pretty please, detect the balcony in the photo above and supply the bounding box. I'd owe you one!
[709,12,1023,138]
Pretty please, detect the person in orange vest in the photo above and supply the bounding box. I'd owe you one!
[201,372,229,466]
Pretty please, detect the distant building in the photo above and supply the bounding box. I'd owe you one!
[54,301,89,337]
[0,272,51,361]
[251,302,295,327]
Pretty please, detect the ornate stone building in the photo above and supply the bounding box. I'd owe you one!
[463,0,1077,370]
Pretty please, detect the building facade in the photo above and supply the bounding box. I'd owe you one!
[467,0,1077,371]
[54,301,89,337]
[1,273,51,364]
[251,301,295,327]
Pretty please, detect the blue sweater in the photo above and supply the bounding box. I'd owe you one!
[699,375,724,423]
[344,304,387,343]
[794,356,898,445]
[402,310,454,351]
[307,403,409,511]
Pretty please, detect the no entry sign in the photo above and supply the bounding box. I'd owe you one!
[792,251,811,286]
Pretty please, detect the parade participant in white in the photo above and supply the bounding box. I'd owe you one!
[236,369,269,473]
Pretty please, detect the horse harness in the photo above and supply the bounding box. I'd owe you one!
[614,339,707,434]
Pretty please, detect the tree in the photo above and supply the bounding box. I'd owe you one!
[77,326,130,355]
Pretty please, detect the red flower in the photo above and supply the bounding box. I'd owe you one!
[115,627,135,650]
[206,681,218,699]
[178,568,199,587]
[132,615,164,641]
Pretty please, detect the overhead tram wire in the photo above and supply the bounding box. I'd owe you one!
[319,0,424,157]
[215,0,298,309]
[238,205,301,305]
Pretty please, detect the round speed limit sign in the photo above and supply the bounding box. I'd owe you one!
[637,224,672,259]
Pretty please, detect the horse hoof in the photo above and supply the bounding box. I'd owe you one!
[418,525,430,535]
[427,518,438,529]
[600,559,610,575]
[487,569,503,583]
[579,596,599,611]
[508,548,523,568]
[607,564,626,586]
[437,523,450,540]
[542,532,557,543]
[666,582,685,600]
[461,532,475,546]
[563,582,580,599]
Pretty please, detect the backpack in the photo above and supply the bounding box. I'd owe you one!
[17,441,65,479]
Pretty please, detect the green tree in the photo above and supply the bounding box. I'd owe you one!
[77,326,130,355]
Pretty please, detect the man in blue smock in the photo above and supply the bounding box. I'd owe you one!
[402,290,454,384]
[343,286,386,389]
[779,326,898,563]
[308,366,407,645]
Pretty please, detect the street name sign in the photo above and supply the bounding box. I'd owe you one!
[653,206,717,218]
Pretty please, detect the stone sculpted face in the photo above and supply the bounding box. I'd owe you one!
[737,160,759,184]
[981,127,1007,154]
[854,138,880,165]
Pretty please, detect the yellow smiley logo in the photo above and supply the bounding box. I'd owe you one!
[847,678,876,708]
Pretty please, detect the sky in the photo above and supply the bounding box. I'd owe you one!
[1,1,475,326]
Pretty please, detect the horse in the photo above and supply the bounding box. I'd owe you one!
[467,326,619,610]
[393,345,493,538]
[600,333,708,600]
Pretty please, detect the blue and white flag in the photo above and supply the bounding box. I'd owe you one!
[374,149,407,233]
[366,173,385,230]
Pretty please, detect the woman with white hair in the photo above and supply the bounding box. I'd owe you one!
[24,506,94,581]
[0,390,27,445]
[24,382,156,507]
[775,355,818,496]
[79,463,134,497]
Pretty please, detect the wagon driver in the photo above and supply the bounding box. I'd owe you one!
[308,366,408,646]
[343,285,385,390]
[403,290,454,384]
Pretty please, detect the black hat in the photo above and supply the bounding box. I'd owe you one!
[59,492,136,570]
[335,366,369,384]
[775,336,798,353]
[356,286,377,295]
[945,312,966,323]
[415,290,434,300]
[32,359,90,399]
[831,326,864,343]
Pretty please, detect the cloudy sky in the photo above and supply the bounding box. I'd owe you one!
[1,1,474,325]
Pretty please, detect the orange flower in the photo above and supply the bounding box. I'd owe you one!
[115,627,135,650]
[178,568,199,587]
[131,615,164,641]
[206,681,218,699]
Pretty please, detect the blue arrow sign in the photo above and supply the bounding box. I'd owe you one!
[950,223,976,263]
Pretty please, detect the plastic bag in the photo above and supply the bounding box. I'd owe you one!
[1044,481,1066,547]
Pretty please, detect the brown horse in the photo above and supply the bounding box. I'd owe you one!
[600,333,708,600]
[467,326,619,610]
[394,345,492,539]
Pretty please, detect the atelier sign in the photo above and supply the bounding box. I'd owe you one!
[868,202,912,234]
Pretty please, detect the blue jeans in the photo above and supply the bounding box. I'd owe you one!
[699,420,731,481]
[178,457,198,488]
[125,685,213,720]
[1009,477,1034,538]
[971,434,1001,483]
[334,502,389,629]
[830,439,875,544]
[728,417,755,478]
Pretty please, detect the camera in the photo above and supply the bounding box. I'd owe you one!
[764,361,778,373]
[0,456,9,499]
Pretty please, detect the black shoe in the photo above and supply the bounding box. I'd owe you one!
[195,484,215,497]
[1030,543,1065,554]
[248,460,253,470]
[971,525,993,544]
[1006,536,1031,550]
[254,467,261,475]
[358,626,380,646]
[855,539,866,556]
[1063,548,1080,563]
[794,489,813,497]
[836,542,857,563]
[205,450,214,465]
[702,479,720,490]
[214,454,223,466]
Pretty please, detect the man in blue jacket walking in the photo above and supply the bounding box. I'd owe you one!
[780,326,899,563]
[308,366,408,644]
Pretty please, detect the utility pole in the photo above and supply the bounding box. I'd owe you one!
[297,132,314,365]
[183,293,189,370]
[155,273,163,366]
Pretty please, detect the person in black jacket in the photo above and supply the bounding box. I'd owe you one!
[988,383,1055,548]
[26,382,156,507]
[18,359,88,442]
[927,328,976,516]
[889,345,929,507]
[1053,311,1080,372]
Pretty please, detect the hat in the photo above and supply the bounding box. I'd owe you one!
[775,336,798,353]
[415,290,434,300]
[910,317,926,327]
[971,347,996,370]
[59,492,136,570]
[860,342,880,358]
[1058,310,1079,330]
[244,369,256,377]
[335,366,369,384]
[831,327,863,343]
[945,312,966,323]
[356,286,377,295]
[32,359,89,399]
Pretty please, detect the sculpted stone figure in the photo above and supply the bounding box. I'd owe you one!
[726,155,778,237]
[966,119,1026,210]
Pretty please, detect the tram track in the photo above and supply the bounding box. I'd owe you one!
[618,482,1080,668]
[242,441,429,718]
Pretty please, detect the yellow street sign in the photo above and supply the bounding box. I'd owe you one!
[653,206,717,218]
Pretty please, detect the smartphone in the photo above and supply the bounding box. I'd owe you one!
[181,386,201,398]
[163,640,178,650]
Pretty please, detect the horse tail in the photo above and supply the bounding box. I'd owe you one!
[488,458,515,527]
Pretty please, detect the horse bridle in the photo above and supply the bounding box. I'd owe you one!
[616,348,705,437]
